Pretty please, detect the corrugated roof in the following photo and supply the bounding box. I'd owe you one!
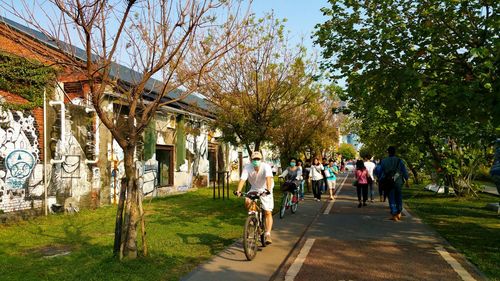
[0,15,211,114]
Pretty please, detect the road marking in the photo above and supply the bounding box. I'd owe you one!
[435,246,476,281]
[323,173,348,215]
[285,238,316,281]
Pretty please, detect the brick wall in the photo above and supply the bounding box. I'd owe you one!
[0,90,44,161]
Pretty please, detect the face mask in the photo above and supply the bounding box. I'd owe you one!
[290,162,296,167]
[252,160,261,167]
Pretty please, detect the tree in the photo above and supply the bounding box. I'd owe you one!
[4,0,248,259]
[315,0,498,195]
[201,14,316,155]
[338,143,356,161]
[270,83,341,168]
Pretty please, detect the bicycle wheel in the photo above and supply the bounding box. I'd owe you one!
[243,216,259,260]
[279,192,288,219]
[291,192,298,213]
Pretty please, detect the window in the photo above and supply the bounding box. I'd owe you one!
[156,145,174,186]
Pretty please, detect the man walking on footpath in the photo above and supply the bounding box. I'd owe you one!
[380,146,409,221]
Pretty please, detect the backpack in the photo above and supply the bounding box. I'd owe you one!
[382,159,401,189]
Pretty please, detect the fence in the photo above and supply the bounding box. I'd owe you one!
[213,171,230,200]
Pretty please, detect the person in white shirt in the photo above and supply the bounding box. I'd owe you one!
[310,158,324,201]
[236,151,275,244]
[364,158,376,203]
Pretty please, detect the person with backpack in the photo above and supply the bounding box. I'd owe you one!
[380,146,409,221]
[354,160,369,208]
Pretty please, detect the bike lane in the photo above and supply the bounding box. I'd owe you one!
[181,183,331,281]
[275,173,486,281]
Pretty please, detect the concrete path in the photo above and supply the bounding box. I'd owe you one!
[274,174,486,281]
[182,173,486,281]
[181,177,333,281]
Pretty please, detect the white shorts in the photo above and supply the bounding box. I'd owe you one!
[328,180,336,190]
[250,188,274,211]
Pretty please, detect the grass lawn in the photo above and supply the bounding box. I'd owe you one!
[403,185,500,280]
[0,180,284,281]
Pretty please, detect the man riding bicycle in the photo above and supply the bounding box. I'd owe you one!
[235,151,275,245]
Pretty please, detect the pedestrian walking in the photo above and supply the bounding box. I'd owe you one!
[297,159,305,200]
[354,160,369,208]
[310,158,324,201]
[380,146,409,221]
[303,159,311,193]
[364,157,376,203]
[321,158,329,193]
[374,161,386,202]
[326,159,339,200]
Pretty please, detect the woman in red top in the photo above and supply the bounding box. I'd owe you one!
[355,160,369,208]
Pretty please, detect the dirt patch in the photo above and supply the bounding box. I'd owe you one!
[30,245,73,258]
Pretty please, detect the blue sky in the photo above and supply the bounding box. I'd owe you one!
[250,0,330,54]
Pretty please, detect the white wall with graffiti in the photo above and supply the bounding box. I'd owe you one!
[0,106,44,212]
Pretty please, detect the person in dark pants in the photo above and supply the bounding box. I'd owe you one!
[380,146,409,221]
[374,161,386,202]
[321,158,329,193]
[310,158,324,201]
[355,160,369,208]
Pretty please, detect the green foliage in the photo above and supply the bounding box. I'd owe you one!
[0,52,56,109]
[338,143,356,160]
[358,146,372,160]
[314,0,499,195]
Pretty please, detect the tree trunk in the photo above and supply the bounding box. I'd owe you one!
[113,177,127,256]
[408,164,419,184]
[121,147,140,259]
[113,178,127,257]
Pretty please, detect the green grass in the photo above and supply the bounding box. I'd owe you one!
[0,179,285,281]
[403,185,500,280]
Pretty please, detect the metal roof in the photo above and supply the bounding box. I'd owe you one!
[0,15,211,115]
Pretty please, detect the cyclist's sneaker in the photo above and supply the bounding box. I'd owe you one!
[265,234,272,245]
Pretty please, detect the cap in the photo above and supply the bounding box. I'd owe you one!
[251,151,262,160]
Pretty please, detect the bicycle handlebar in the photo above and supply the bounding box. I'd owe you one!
[233,190,270,197]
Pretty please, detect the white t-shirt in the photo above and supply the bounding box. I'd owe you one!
[241,162,274,191]
[310,164,324,181]
[364,161,376,179]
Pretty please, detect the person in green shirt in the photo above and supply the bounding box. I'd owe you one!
[326,159,339,200]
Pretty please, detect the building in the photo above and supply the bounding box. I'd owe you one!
[0,16,240,215]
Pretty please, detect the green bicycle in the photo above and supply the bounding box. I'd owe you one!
[279,181,299,219]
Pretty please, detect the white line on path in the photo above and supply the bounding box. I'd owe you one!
[323,173,349,215]
[284,238,316,281]
[435,246,476,281]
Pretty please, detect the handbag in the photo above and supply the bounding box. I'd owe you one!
[352,180,358,187]
[324,168,331,178]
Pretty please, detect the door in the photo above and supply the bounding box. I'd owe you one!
[156,145,174,186]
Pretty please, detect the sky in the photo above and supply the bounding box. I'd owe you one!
[2,0,333,84]
[250,0,330,55]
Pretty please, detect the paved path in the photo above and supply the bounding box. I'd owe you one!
[275,174,486,281]
[183,173,486,281]
[181,180,328,281]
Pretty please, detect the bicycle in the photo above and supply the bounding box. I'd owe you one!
[234,190,269,261]
[279,181,299,219]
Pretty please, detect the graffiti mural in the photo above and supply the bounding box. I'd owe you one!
[5,149,35,189]
[0,106,43,212]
